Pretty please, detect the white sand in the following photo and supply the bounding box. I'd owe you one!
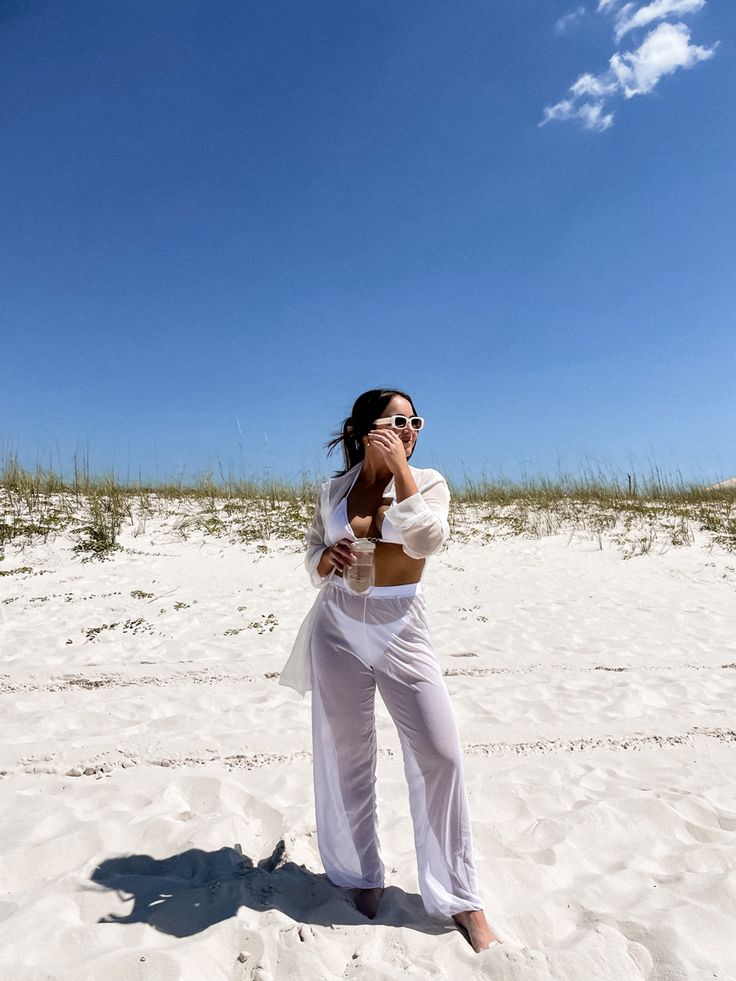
[708,477,736,490]
[1,507,735,980]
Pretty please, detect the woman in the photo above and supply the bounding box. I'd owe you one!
[280,389,500,952]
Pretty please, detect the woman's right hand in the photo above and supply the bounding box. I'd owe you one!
[317,539,355,577]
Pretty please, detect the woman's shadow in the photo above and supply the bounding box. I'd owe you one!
[90,840,451,939]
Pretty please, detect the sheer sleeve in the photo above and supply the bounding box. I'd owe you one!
[381,469,450,559]
[305,488,335,588]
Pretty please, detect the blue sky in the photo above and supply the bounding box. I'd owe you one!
[2,0,734,485]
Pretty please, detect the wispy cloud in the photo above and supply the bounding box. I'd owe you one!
[542,1,716,130]
[614,0,706,41]
[555,6,587,34]
[540,97,614,131]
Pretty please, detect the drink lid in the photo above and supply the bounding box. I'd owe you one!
[351,539,376,552]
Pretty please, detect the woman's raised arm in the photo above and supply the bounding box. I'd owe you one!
[380,470,450,559]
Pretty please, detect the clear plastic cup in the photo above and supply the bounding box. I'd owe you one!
[343,539,376,595]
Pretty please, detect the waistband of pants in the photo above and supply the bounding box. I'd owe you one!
[331,577,422,598]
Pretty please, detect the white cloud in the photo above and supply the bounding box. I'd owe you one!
[539,98,613,133]
[555,6,587,34]
[610,20,716,95]
[540,97,615,131]
[613,0,706,41]
[578,102,616,129]
[541,14,717,130]
[597,0,621,12]
[569,72,618,98]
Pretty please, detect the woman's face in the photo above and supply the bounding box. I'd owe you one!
[369,394,419,459]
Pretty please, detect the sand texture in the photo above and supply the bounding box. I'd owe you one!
[1,507,735,980]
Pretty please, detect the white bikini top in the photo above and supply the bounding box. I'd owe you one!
[324,495,405,547]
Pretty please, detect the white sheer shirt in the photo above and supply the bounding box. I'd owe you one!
[279,461,451,694]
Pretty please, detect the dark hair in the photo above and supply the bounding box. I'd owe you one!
[327,388,418,475]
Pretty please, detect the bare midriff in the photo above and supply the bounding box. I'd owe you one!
[336,541,424,587]
[332,490,425,586]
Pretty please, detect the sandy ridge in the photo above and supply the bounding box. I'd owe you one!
[4,726,736,783]
[3,659,736,695]
[2,509,736,978]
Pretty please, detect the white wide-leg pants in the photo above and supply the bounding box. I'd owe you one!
[310,578,484,919]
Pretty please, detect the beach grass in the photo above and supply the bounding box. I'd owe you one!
[1,453,734,555]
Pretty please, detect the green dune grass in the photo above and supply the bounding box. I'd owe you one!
[1,453,734,557]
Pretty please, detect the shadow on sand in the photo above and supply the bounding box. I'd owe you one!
[89,839,452,939]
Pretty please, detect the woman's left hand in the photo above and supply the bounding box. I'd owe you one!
[366,427,410,474]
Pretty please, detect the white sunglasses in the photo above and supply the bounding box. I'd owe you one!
[372,415,425,431]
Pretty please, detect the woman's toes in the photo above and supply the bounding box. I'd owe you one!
[452,911,502,952]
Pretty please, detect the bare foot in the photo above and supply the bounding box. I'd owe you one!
[452,909,501,952]
[354,886,384,919]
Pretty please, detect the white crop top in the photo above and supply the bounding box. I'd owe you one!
[323,495,406,547]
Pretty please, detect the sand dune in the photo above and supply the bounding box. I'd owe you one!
[1,508,735,979]
[707,476,736,490]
